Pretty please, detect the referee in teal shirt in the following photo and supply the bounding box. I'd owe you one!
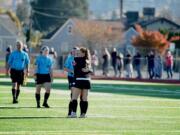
[8,41,30,104]
[34,46,53,108]
[64,47,79,116]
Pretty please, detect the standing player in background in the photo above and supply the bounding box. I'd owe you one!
[49,47,57,68]
[70,47,92,118]
[8,41,30,104]
[5,46,12,76]
[64,47,79,116]
[34,46,53,108]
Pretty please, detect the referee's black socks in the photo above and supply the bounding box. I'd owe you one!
[16,89,20,100]
[72,100,78,113]
[43,93,50,108]
[68,101,73,115]
[35,93,40,108]
[12,89,15,99]
[12,89,17,103]
[80,101,88,115]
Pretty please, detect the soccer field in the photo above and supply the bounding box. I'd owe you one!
[0,77,180,135]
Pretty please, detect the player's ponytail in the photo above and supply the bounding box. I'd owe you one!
[80,47,92,69]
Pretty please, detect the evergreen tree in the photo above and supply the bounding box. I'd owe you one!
[31,0,88,33]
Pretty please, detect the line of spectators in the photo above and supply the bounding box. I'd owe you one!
[91,48,174,79]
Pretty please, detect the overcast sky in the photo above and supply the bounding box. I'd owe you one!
[88,0,180,17]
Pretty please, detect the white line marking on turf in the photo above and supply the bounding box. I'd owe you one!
[1,130,180,134]
[94,85,180,94]
[1,90,180,96]
[1,105,180,110]
[1,84,179,95]
[1,115,180,119]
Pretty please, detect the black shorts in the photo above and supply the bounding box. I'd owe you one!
[36,74,51,85]
[74,79,91,90]
[68,76,75,89]
[10,69,24,85]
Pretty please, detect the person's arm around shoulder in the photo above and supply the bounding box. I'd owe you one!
[64,55,74,74]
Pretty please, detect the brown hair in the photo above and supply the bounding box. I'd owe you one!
[80,47,91,67]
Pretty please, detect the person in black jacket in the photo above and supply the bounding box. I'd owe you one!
[69,47,92,118]
[147,51,155,79]
[111,48,118,76]
[133,52,142,79]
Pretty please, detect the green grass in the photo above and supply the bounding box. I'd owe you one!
[0,76,180,135]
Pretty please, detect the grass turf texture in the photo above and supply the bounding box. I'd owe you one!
[0,76,180,135]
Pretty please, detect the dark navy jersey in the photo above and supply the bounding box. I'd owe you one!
[74,57,91,78]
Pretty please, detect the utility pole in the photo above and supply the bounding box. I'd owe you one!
[26,1,33,52]
[119,0,123,19]
[12,0,17,12]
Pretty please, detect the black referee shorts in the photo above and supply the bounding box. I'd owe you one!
[68,76,75,89]
[74,79,91,90]
[36,74,51,85]
[10,69,24,85]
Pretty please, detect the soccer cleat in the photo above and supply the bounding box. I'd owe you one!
[70,112,77,118]
[42,103,50,108]
[79,113,87,118]
[37,104,41,108]
[67,111,72,118]
[13,99,18,104]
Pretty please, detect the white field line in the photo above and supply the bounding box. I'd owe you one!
[0,85,180,95]
[1,96,180,101]
[0,78,179,94]
[0,92,180,96]
[0,97,179,105]
[0,77,171,85]
[1,97,180,103]
[93,85,180,94]
[0,130,180,134]
[1,115,180,120]
[1,105,180,109]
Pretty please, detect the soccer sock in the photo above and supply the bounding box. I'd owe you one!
[43,93,50,104]
[82,101,88,114]
[72,100,78,113]
[12,89,16,100]
[68,101,73,115]
[80,101,83,115]
[16,89,20,100]
[70,93,72,99]
[35,93,40,106]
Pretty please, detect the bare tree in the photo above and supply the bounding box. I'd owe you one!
[73,19,124,50]
[157,7,173,20]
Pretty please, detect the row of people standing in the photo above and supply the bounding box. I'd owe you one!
[101,48,133,78]
[147,50,174,79]
[126,50,173,79]
[93,48,174,79]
